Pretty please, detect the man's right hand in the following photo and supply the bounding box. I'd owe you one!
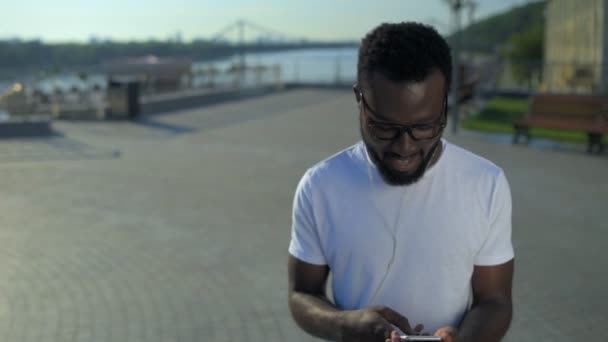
[339,306,422,342]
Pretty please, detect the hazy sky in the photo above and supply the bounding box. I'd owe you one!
[1,0,531,43]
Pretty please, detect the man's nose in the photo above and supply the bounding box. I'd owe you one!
[393,128,417,154]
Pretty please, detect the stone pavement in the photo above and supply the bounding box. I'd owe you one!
[0,89,605,341]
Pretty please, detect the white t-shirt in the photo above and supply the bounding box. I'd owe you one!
[288,139,514,333]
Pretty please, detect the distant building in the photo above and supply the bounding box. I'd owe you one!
[102,56,192,93]
[543,0,608,94]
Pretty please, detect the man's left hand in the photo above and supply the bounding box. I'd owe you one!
[434,326,458,342]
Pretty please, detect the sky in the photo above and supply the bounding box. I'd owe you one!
[0,0,532,43]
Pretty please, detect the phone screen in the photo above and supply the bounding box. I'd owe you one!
[400,335,442,341]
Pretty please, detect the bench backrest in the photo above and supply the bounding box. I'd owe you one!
[529,94,607,123]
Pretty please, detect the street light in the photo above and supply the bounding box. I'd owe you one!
[442,0,476,134]
[467,1,477,25]
[442,0,463,134]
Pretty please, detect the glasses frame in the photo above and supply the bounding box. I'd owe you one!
[359,91,448,142]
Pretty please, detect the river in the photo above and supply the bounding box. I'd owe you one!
[0,47,359,95]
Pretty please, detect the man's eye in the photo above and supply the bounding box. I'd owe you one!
[414,125,434,131]
[375,124,395,130]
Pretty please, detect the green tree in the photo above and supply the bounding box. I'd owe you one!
[504,22,544,86]
[448,1,546,52]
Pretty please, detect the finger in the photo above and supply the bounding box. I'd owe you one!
[391,330,401,342]
[435,331,452,342]
[434,326,457,342]
[377,307,413,334]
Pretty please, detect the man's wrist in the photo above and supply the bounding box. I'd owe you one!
[332,310,349,341]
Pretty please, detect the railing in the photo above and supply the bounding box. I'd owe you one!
[2,54,606,120]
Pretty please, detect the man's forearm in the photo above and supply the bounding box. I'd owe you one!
[289,291,345,341]
[458,300,512,342]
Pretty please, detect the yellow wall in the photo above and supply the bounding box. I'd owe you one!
[543,0,607,93]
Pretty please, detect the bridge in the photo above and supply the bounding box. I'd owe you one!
[210,19,339,67]
[211,19,307,45]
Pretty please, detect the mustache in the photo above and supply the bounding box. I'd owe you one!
[384,139,441,162]
[384,151,420,160]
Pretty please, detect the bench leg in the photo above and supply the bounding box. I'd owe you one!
[587,133,603,154]
[513,126,530,145]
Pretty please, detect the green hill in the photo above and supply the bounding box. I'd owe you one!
[448,1,546,52]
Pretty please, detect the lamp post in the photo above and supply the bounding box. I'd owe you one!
[443,0,464,134]
[238,19,246,70]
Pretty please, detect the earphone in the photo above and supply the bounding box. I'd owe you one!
[365,150,407,305]
[363,139,442,305]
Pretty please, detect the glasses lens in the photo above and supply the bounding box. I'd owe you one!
[368,123,399,140]
[410,125,440,140]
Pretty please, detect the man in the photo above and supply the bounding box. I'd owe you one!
[288,22,514,342]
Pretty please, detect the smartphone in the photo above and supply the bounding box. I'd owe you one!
[400,335,442,341]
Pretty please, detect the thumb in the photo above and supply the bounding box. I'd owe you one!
[434,326,458,341]
[376,306,413,334]
[389,330,401,342]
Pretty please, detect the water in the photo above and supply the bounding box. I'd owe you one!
[0,47,359,96]
[194,47,358,84]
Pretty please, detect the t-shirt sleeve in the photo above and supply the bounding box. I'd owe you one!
[474,170,515,266]
[288,170,327,265]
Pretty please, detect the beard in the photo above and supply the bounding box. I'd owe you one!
[361,128,441,186]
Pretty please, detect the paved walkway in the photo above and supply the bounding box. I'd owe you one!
[0,89,605,341]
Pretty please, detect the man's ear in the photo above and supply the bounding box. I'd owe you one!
[353,83,361,104]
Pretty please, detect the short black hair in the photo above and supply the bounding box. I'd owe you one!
[357,22,452,93]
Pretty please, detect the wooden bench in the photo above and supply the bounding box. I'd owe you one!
[513,94,608,154]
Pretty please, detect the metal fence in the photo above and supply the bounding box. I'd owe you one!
[2,55,607,120]
[0,63,286,119]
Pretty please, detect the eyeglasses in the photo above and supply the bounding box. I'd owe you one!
[359,92,447,141]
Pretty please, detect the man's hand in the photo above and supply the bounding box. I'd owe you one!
[340,306,422,342]
[434,326,458,342]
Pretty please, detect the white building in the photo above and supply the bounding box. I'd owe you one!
[543,0,608,94]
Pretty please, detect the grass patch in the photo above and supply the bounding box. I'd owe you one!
[473,97,528,123]
[462,97,608,145]
[462,119,514,134]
